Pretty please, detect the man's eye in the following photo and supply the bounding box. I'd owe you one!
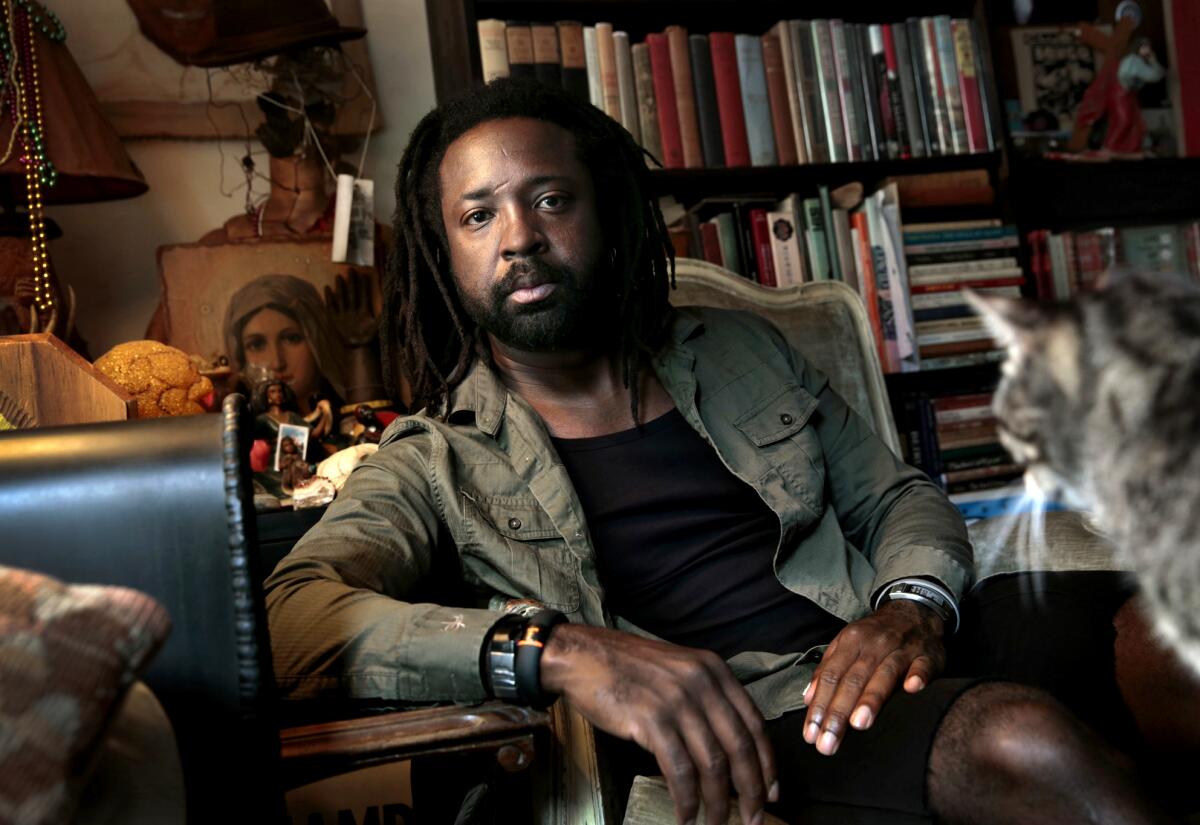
[537,194,566,209]
[464,210,492,225]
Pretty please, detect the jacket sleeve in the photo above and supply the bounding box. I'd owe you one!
[264,432,496,703]
[780,334,975,603]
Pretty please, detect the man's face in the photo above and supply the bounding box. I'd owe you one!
[438,117,607,353]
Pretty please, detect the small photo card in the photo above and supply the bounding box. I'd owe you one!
[275,423,311,472]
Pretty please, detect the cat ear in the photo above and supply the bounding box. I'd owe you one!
[962,290,1052,348]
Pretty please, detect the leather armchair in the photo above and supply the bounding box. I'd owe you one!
[0,395,552,823]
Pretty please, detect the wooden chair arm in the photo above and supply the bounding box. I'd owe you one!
[280,701,551,788]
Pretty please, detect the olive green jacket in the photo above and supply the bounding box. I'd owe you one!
[265,307,972,719]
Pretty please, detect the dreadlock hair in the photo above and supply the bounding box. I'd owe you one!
[382,77,675,419]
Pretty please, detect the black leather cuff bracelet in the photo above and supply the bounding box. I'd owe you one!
[514,609,568,709]
[480,613,527,701]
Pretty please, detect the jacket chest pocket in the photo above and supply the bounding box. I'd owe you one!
[732,383,826,515]
[458,491,581,613]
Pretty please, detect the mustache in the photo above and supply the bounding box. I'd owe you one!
[496,259,571,298]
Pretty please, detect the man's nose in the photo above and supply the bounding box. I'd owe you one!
[500,207,547,260]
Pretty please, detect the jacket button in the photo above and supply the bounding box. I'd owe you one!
[780,413,794,425]
[508,517,522,531]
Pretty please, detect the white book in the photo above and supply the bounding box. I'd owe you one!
[583,26,603,109]
[1046,233,1072,300]
[873,184,919,372]
[907,257,1020,277]
[831,208,857,291]
[613,32,640,141]
[477,19,510,82]
[936,406,995,425]
[911,285,1021,309]
[767,207,808,287]
[917,327,995,345]
[914,316,986,334]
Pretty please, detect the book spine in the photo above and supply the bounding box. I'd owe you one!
[583,26,602,108]
[699,220,724,265]
[767,209,806,286]
[646,33,685,169]
[912,285,1021,309]
[969,20,999,152]
[613,32,640,142]
[775,21,809,164]
[903,236,1020,255]
[531,22,562,86]
[854,24,883,160]
[917,328,991,346]
[907,256,1020,276]
[913,304,981,322]
[595,23,622,121]
[689,34,726,168]
[708,33,752,167]
[631,44,664,163]
[909,276,1026,294]
[852,209,894,371]
[735,34,778,167]
[891,24,925,158]
[802,197,831,280]
[762,31,799,165]
[477,19,510,82]
[873,188,920,371]
[749,208,777,287]
[880,24,909,159]
[811,20,847,162]
[903,227,1015,243]
[1186,222,1200,281]
[818,185,840,279]
[905,19,936,155]
[1167,0,1200,156]
[831,208,857,290]
[505,22,535,79]
[905,245,1018,266]
[666,25,705,169]
[920,350,1006,371]
[829,20,862,161]
[557,22,590,102]
[713,212,745,276]
[793,21,828,163]
[918,18,949,155]
[909,268,1025,285]
[933,16,967,154]
[952,19,987,153]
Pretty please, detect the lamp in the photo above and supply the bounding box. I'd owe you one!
[0,0,147,337]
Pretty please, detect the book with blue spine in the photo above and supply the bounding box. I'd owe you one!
[734,34,778,166]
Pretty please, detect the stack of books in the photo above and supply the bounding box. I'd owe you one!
[476,17,1000,168]
[1027,220,1200,301]
[900,389,1032,521]
[904,220,1023,371]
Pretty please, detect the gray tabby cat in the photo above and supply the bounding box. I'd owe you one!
[967,273,1200,678]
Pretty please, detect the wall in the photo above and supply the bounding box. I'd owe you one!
[47,0,437,356]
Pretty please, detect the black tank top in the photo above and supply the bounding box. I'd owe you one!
[551,408,844,658]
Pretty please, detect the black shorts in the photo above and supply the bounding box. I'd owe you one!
[764,570,1138,824]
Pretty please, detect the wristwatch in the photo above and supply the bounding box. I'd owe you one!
[514,609,568,708]
[875,578,960,634]
[480,613,526,701]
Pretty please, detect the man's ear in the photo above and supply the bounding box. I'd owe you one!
[963,289,1055,349]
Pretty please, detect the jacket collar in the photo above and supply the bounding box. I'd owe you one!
[444,306,708,437]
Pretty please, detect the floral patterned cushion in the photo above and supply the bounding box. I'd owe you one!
[0,565,170,825]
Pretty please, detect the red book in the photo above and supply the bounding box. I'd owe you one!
[760,32,798,165]
[932,392,994,412]
[851,210,893,371]
[646,33,685,169]
[749,208,777,287]
[699,221,723,265]
[951,19,987,153]
[1026,229,1053,300]
[909,276,1026,294]
[708,33,752,167]
[1168,0,1200,156]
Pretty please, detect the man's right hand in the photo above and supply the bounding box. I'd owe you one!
[539,624,778,825]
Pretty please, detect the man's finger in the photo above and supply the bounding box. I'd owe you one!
[713,665,778,806]
[677,705,734,825]
[849,651,908,731]
[647,726,700,825]
[903,654,939,693]
[700,678,771,824]
[817,658,877,756]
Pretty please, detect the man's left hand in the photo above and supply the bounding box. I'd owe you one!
[801,599,946,756]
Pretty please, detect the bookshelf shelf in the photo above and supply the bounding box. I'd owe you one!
[649,151,1002,204]
[1008,156,1200,231]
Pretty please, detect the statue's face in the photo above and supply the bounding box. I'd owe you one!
[241,307,318,402]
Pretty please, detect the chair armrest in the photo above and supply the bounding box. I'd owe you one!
[968,509,1123,587]
[279,701,550,787]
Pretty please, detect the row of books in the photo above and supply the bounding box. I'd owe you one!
[669,187,1022,373]
[1027,221,1200,301]
[475,17,1000,169]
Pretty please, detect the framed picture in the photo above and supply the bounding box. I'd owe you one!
[1009,26,1105,134]
[61,0,380,140]
[156,236,382,409]
[275,423,311,472]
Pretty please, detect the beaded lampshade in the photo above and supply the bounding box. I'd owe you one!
[0,1,146,324]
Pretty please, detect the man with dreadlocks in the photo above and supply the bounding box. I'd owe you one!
[266,79,1174,825]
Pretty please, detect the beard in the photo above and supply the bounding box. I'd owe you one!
[457,258,611,352]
